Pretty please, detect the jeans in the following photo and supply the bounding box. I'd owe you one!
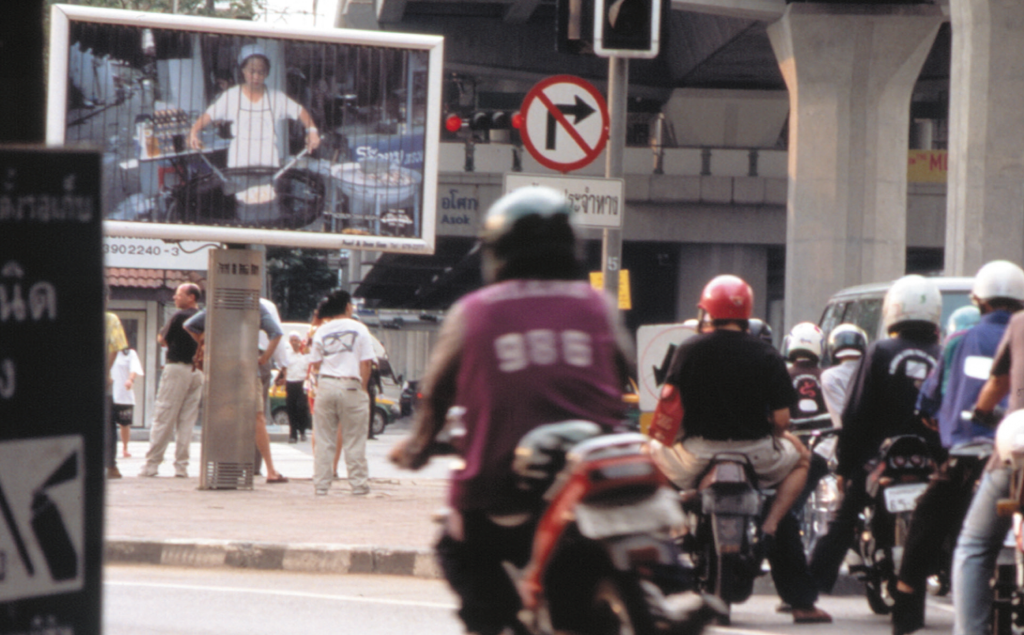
[952,466,1012,635]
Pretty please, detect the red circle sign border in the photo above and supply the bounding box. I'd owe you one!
[519,75,610,173]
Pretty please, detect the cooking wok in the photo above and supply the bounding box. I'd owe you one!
[169,165,325,229]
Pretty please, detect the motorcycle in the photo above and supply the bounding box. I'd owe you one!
[849,434,938,615]
[674,450,771,624]
[438,420,723,635]
[791,413,841,553]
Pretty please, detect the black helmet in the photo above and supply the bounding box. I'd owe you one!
[828,323,868,360]
[747,318,774,346]
[480,186,580,283]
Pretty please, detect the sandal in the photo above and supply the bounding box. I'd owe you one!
[266,474,289,484]
[792,607,832,624]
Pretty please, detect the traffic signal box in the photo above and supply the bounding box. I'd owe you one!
[558,0,662,59]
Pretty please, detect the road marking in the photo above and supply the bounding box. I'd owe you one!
[105,580,457,609]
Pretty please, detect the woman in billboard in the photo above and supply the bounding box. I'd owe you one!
[186,44,320,167]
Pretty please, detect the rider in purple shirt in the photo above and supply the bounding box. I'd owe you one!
[390,186,632,635]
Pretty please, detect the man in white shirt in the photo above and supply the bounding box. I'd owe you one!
[278,333,311,442]
[308,289,377,496]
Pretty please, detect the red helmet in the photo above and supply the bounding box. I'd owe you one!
[698,275,753,321]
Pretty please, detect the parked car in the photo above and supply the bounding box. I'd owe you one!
[269,381,400,435]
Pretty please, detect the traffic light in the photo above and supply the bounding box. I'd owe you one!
[442,111,520,139]
[593,0,661,59]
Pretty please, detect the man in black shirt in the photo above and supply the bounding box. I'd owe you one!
[808,275,942,597]
[140,283,204,478]
[651,275,830,623]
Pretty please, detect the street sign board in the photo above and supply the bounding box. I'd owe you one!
[636,323,697,412]
[0,147,104,634]
[47,5,444,255]
[504,173,623,228]
[519,75,609,172]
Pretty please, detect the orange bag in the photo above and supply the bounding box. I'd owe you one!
[648,384,684,445]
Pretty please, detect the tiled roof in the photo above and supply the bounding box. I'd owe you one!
[107,268,205,290]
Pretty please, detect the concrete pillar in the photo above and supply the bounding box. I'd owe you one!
[768,4,942,330]
[676,244,769,322]
[945,0,1024,275]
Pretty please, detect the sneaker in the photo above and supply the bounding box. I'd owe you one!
[288,438,297,444]
[107,467,122,479]
[138,468,158,477]
[351,487,370,496]
[175,472,188,478]
[315,489,329,496]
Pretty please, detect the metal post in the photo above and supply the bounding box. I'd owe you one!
[602,56,628,306]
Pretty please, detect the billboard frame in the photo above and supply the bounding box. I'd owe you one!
[47,4,444,254]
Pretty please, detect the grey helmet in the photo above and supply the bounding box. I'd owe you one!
[480,186,579,283]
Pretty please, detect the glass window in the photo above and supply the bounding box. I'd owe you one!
[846,299,884,341]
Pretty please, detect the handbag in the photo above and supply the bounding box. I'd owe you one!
[648,384,684,446]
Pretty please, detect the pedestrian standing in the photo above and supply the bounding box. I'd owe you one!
[105,300,128,479]
[278,333,311,443]
[110,347,144,458]
[140,283,203,478]
[308,290,377,496]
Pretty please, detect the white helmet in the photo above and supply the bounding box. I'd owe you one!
[972,260,1024,304]
[786,322,824,360]
[882,275,942,333]
[996,410,1024,467]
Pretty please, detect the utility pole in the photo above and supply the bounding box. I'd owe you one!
[602,56,628,306]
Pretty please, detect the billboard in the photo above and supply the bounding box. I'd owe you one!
[47,5,443,254]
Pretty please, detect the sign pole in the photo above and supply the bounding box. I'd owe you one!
[602,56,628,306]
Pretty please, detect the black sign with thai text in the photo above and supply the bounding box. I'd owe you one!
[0,147,104,635]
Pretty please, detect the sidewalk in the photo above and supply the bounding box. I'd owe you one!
[105,424,452,578]
[105,423,864,595]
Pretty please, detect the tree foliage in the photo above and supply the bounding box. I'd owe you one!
[266,247,337,322]
[49,0,263,20]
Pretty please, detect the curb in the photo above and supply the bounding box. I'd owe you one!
[105,538,443,578]
[105,537,865,598]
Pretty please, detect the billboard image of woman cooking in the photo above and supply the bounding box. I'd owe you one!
[48,5,442,253]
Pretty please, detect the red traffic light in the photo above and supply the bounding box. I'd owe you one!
[445,114,463,133]
[511,112,523,130]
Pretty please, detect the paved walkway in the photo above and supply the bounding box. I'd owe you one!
[106,424,453,577]
[105,421,863,595]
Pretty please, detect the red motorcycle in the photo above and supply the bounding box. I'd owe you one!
[458,421,723,635]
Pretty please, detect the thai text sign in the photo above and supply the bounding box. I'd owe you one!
[504,174,623,229]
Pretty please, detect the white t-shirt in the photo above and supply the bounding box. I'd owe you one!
[309,317,377,379]
[110,349,144,406]
[205,86,302,168]
[821,358,860,429]
[283,348,310,383]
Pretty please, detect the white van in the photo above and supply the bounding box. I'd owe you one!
[818,276,975,343]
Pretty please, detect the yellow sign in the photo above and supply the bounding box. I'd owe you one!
[589,269,632,310]
[908,150,947,183]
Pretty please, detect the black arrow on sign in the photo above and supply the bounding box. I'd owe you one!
[546,96,596,150]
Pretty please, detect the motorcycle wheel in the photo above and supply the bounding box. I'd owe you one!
[863,546,896,616]
[590,577,650,635]
[371,408,387,436]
